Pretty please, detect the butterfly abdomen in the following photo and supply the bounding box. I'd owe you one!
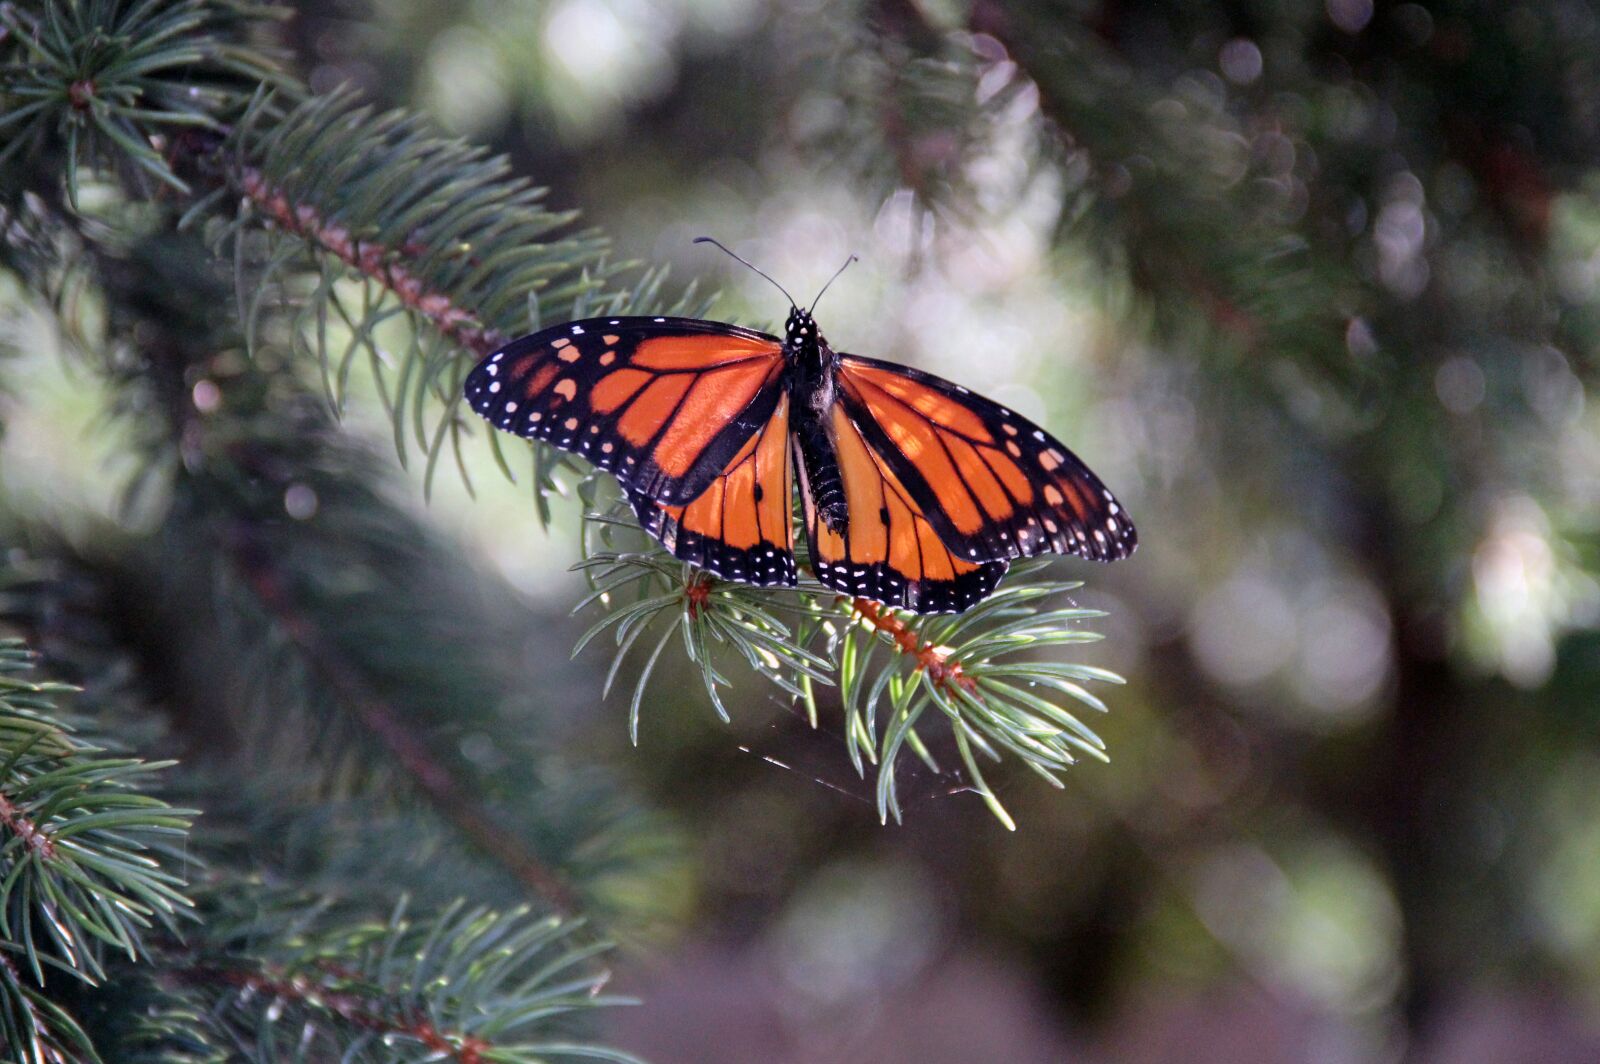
[789,336,849,534]
[797,427,849,534]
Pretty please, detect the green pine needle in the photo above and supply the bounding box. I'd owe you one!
[0,639,196,1056]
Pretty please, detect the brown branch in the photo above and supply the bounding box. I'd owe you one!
[682,571,715,620]
[237,168,506,358]
[845,596,977,696]
[201,965,491,1064]
[207,166,578,914]
[226,528,580,916]
[0,791,56,861]
[679,570,977,696]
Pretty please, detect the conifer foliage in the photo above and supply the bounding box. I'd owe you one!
[0,0,1129,1056]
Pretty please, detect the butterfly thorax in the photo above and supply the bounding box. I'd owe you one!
[785,308,850,535]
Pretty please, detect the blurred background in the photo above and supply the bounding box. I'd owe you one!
[7,0,1600,1061]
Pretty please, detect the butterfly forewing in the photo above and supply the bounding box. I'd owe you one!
[835,354,1137,565]
[464,317,786,505]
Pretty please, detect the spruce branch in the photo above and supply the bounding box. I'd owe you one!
[212,87,712,504]
[1,1,1133,827]
[824,562,1117,827]
[205,966,497,1061]
[178,898,642,1064]
[0,640,195,984]
[227,526,580,915]
[155,372,656,920]
[576,522,1119,827]
[0,639,196,1063]
[0,0,286,207]
[1,216,682,926]
[222,74,1122,829]
[235,163,507,359]
[846,596,978,696]
[573,535,835,745]
[0,543,659,1062]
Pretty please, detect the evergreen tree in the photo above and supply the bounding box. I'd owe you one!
[5,0,1600,1059]
[0,1,1127,1056]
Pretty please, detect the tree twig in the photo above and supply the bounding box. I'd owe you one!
[193,963,492,1064]
[0,793,56,861]
[237,168,506,357]
[844,596,977,695]
[226,527,580,916]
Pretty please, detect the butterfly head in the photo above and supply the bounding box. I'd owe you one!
[785,306,822,348]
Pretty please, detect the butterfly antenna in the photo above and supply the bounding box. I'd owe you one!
[694,237,797,309]
[809,252,859,314]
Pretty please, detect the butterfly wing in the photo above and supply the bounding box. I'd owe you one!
[804,401,1008,613]
[629,394,797,587]
[834,354,1136,564]
[464,317,786,505]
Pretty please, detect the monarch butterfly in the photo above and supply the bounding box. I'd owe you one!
[464,240,1136,613]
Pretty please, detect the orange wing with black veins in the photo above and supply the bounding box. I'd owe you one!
[835,354,1136,565]
[630,394,797,587]
[465,317,786,506]
[804,402,1007,613]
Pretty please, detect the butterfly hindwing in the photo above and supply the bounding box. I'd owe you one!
[629,395,798,587]
[803,402,1008,613]
[835,354,1136,565]
[464,317,786,505]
